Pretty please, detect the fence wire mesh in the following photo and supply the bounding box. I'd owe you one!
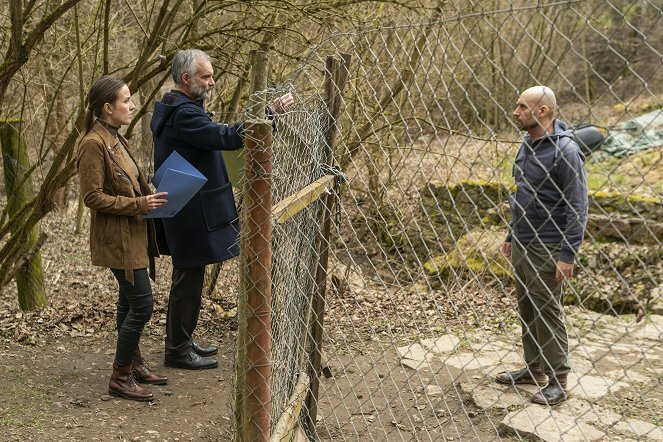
[235,1,662,440]
[268,91,329,424]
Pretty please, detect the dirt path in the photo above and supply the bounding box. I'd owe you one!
[0,212,240,441]
[0,330,236,441]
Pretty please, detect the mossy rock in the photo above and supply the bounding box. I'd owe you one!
[378,209,446,261]
[424,229,511,280]
[590,190,662,220]
[420,180,512,246]
[424,179,511,214]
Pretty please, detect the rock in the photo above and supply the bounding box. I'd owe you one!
[585,214,663,245]
[472,346,522,367]
[424,385,444,397]
[588,191,663,223]
[420,335,460,354]
[468,339,514,353]
[424,229,511,279]
[397,347,435,370]
[400,358,430,370]
[396,343,432,362]
[614,419,663,441]
[422,179,511,240]
[459,381,528,410]
[442,352,499,371]
[628,314,663,341]
[567,357,594,376]
[605,369,651,385]
[586,214,632,242]
[567,373,627,402]
[501,406,605,441]
[649,287,663,315]
[564,398,621,428]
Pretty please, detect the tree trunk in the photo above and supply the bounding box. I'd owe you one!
[0,119,47,310]
[74,3,86,234]
[43,61,70,210]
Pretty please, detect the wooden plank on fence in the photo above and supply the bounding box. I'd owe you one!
[270,372,310,442]
[272,174,336,224]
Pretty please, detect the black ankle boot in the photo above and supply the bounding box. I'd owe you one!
[531,374,568,405]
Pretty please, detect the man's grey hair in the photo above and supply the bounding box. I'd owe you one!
[171,49,211,86]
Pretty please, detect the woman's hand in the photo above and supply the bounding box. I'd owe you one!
[147,192,168,210]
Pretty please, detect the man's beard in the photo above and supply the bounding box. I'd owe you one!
[516,119,538,131]
[191,82,212,101]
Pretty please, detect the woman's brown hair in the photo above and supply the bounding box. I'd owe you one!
[84,76,126,134]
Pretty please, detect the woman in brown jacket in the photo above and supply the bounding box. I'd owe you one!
[77,76,168,401]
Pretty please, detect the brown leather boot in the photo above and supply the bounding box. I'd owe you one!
[132,350,168,385]
[495,366,548,386]
[531,374,568,405]
[109,362,154,401]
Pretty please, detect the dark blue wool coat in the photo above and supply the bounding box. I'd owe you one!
[150,90,244,268]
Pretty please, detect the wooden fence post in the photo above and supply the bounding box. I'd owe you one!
[236,49,273,442]
[0,119,47,310]
[303,53,351,439]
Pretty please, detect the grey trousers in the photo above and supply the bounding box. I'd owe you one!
[512,240,570,377]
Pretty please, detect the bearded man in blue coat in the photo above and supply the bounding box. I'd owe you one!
[151,49,294,369]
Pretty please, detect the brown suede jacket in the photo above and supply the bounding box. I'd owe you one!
[77,120,159,285]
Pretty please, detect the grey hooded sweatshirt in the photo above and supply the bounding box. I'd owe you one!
[507,119,589,263]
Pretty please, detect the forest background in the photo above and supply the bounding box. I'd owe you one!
[0,0,662,440]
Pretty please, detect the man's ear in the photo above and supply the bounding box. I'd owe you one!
[182,73,190,85]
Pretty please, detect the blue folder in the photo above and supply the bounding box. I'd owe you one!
[152,150,204,187]
[143,151,208,218]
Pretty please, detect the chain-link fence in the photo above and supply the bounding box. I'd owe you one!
[233,1,662,440]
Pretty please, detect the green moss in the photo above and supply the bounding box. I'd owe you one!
[424,229,512,279]
[425,254,511,278]
[424,255,446,276]
[563,282,580,306]
[446,179,512,196]
[589,190,662,220]
[506,404,524,412]
[590,190,660,205]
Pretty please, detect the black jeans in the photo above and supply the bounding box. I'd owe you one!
[110,268,154,365]
[165,266,205,357]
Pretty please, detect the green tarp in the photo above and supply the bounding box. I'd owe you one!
[601,109,663,157]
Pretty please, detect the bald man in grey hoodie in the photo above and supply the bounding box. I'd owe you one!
[495,86,588,405]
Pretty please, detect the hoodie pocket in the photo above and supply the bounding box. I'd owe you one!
[532,201,568,232]
[541,203,567,231]
[200,183,239,231]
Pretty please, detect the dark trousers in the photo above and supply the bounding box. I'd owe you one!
[165,266,206,357]
[110,268,154,365]
[512,240,570,377]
